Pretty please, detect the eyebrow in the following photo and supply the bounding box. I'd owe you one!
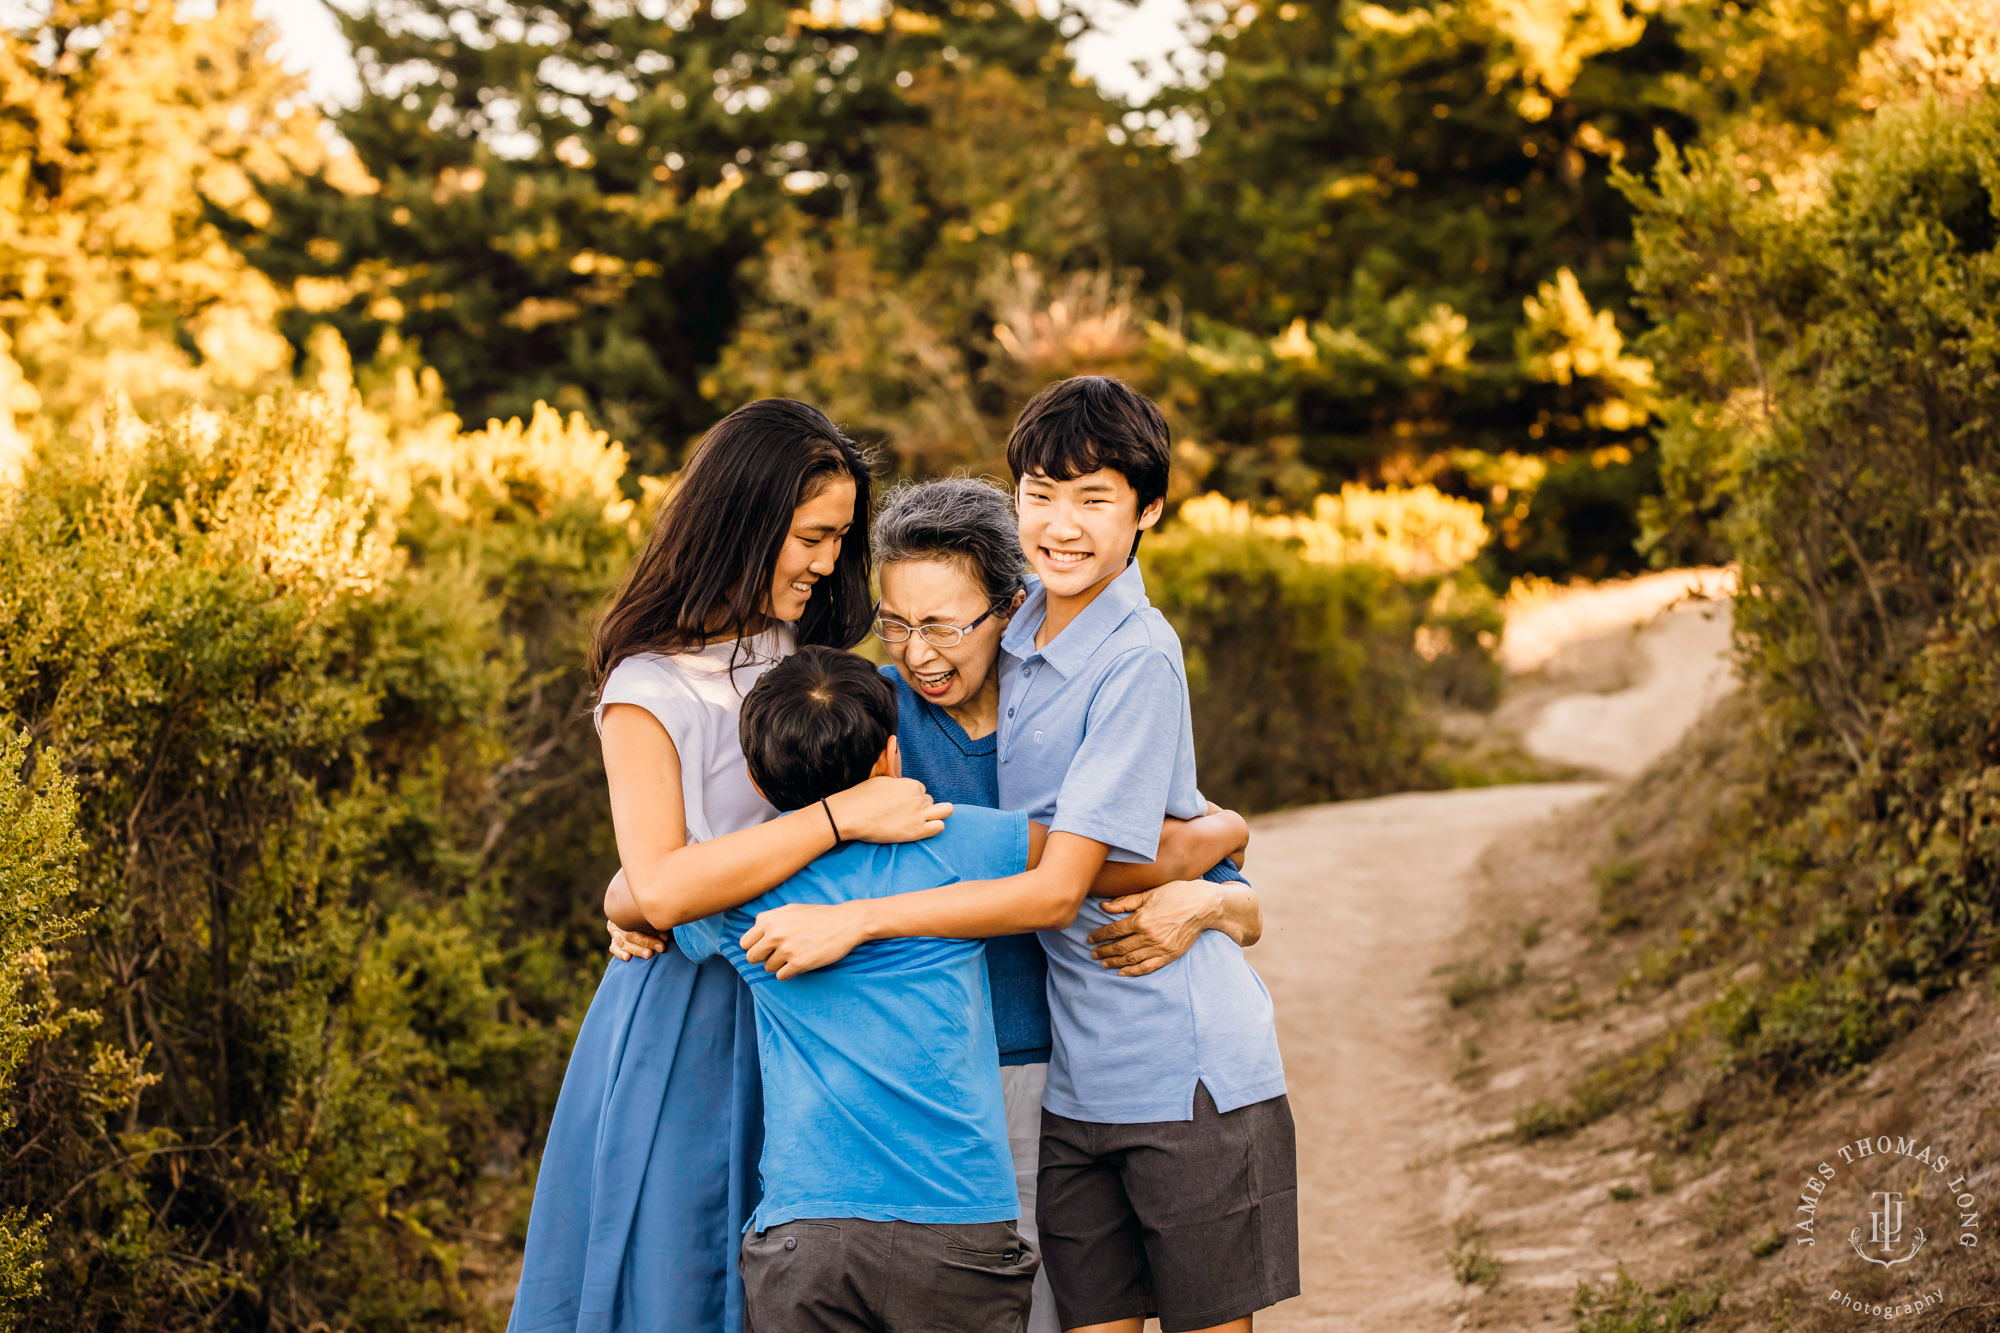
[796,520,849,534]
[1021,475,1115,493]
[877,603,969,625]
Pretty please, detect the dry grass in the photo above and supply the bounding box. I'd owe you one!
[1432,694,2000,1329]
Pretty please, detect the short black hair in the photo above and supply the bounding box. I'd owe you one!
[739,646,898,812]
[1006,376,1172,511]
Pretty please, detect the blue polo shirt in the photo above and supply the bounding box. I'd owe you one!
[998,560,1288,1124]
[880,665,1052,1068]
[714,806,1030,1232]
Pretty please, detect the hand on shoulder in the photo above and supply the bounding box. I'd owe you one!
[825,776,952,844]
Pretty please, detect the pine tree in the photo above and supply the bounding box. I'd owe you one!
[1138,0,1897,575]
[708,45,1177,475]
[247,0,1098,468]
[1133,0,1690,574]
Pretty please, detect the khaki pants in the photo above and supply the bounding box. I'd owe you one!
[1001,1062,1061,1333]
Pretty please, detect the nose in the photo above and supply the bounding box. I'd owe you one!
[904,635,941,669]
[808,539,839,576]
[1045,501,1084,542]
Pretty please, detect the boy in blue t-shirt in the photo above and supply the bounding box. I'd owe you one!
[719,646,1038,1333]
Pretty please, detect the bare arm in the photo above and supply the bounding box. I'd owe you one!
[739,831,1112,979]
[601,703,951,933]
[1088,806,1250,897]
[1085,875,1263,977]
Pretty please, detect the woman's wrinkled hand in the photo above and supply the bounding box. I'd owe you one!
[1087,880,1222,977]
[740,901,871,979]
[608,920,666,961]
[824,776,951,845]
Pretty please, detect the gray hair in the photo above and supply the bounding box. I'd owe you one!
[872,477,1026,610]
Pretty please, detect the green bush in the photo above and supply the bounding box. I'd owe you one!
[0,732,85,1331]
[1605,89,2000,1104]
[0,391,638,1330]
[1142,524,1501,812]
[1571,1267,1722,1333]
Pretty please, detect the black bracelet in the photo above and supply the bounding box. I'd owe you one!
[820,797,843,844]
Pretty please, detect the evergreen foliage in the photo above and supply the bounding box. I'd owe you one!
[0,380,641,1328]
[1538,80,2000,1135]
[245,0,1114,469]
[0,733,84,1330]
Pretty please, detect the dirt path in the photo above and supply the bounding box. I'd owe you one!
[1250,571,1735,1332]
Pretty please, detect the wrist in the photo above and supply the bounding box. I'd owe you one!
[1200,881,1228,929]
[820,789,854,847]
[850,897,886,944]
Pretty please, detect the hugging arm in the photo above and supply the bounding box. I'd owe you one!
[1087,877,1262,977]
[737,821,1267,979]
[1088,803,1249,896]
[600,704,951,935]
[740,650,1260,978]
[1021,814,1263,977]
[740,830,1113,979]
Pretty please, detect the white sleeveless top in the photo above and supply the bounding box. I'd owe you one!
[593,627,796,844]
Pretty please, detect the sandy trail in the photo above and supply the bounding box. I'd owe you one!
[1249,571,1734,1332]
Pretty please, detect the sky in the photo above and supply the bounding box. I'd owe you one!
[255,0,1198,108]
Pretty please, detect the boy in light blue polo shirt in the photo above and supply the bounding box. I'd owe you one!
[996,561,1285,1124]
[995,377,1297,1333]
[719,647,1038,1333]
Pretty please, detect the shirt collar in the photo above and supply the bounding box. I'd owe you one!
[1003,559,1148,677]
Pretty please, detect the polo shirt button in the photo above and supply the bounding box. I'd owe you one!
[1003,1250,1018,1262]
[783,1237,797,1251]
[1007,708,1015,717]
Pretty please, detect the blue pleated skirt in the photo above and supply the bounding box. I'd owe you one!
[507,938,763,1333]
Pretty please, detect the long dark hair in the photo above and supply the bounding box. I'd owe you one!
[589,400,873,688]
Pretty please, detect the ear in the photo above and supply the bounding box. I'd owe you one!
[1137,495,1165,532]
[871,734,902,781]
[1002,589,1026,618]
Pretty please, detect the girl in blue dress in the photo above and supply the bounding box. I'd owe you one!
[506,400,951,1333]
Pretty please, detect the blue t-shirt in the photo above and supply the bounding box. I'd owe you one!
[714,805,1031,1232]
[998,560,1287,1124]
[881,665,1051,1067]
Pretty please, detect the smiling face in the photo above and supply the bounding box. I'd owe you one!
[877,556,1013,712]
[765,473,857,624]
[1015,466,1164,600]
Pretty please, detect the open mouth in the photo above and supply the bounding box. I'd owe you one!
[913,666,957,697]
[789,579,815,600]
[1040,548,1092,570]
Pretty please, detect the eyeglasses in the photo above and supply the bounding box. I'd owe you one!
[871,606,997,648]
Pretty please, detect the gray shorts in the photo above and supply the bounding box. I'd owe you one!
[740,1217,1038,1333]
[1037,1085,1300,1333]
